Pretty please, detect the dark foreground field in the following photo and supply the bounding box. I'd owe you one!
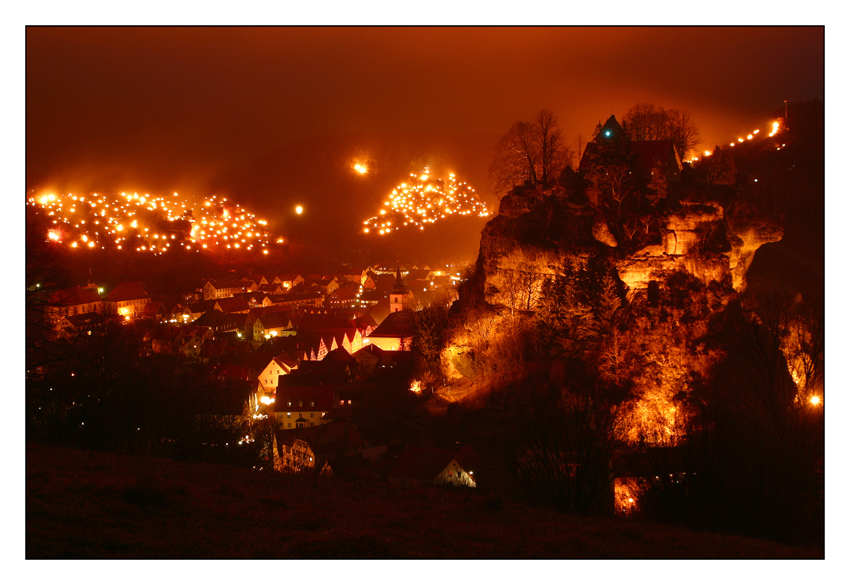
[26,444,822,559]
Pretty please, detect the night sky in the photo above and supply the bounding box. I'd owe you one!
[25,26,824,257]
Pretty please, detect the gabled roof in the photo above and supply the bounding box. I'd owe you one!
[106,281,150,302]
[257,284,281,294]
[358,289,387,302]
[275,421,363,457]
[282,359,352,385]
[373,273,397,293]
[389,446,457,481]
[256,311,292,331]
[214,297,250,313]
[368,309,415,338]
[283,291,323,301]
[192,309,241,329]
[60,311,102,327]
[406,269,432,281]
[50,286,102,307]
[631,140,683,171]
[273,352,300,371]
[274,384,335,412]
[205,279,246,290]
[325,346,356,365]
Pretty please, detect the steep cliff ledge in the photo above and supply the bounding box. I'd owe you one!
[472,187,781,308]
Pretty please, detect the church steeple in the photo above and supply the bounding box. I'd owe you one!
[392,264,407,294]
[390,264,409,313]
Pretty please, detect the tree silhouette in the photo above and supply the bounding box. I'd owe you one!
[623,103,701,160]
[490,109,572,194]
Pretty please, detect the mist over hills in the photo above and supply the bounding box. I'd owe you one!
[208,130,499,264]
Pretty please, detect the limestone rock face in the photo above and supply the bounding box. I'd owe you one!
[592,219,618,247]
[664,201,724,255]
[498,192,536,218]
[474,192,781,306]
[459,185,785,446]
[726,222,784,292]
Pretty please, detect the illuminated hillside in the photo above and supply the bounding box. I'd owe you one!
[362,168,491,235]
[27,191,276,255]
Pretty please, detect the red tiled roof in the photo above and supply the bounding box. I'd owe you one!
[105,281,149,302]
[368,310,415,338]
[274,385,335,412]
[50,286,102,307]
[631,140,681,170]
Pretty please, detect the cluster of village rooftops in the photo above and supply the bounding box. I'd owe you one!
[43,261,484,487]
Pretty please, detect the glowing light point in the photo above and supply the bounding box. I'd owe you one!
[810,395,821,406]
[295,205,303,215]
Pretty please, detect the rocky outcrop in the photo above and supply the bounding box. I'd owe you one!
[725,210,784,292]
[664,201,724,255]
[473,192,782,310]
[592,219,618,247]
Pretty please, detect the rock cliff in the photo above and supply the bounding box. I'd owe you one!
[451,182,783,443]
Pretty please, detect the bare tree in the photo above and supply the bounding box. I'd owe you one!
[503,373,630,513]
[490,109,572,194]
[490,121,538,193]
[623,103,701,160]
[536,109,569,187]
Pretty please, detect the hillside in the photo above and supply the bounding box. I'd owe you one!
[26,444,821,559]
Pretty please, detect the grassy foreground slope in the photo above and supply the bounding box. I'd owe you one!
[26,444,822,559]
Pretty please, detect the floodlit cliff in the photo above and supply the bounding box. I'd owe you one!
[448,179,783,443]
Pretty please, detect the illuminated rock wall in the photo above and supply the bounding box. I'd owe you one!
[462,186,783,445]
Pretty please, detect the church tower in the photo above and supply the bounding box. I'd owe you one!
[389,265,409,313]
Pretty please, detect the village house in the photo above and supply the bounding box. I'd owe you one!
[213,296,251,314]
[105,281,151,320]
[55,311,102,339]
[277,291,324,310]
[148,324,214,357]
[365,309,415,351]
[273,384,335,429]
[253,312,295,341]
[200,279,248,301]
[276,273,305,290]
[303,276,339,297]
[257,353,300,398]
[351,344,412,375]
[192,309,243,334]
[46,285,104,325]
[388,445,481,488]
[326,283,359,309]
[362,270,378,290]
[272,421,363,474]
